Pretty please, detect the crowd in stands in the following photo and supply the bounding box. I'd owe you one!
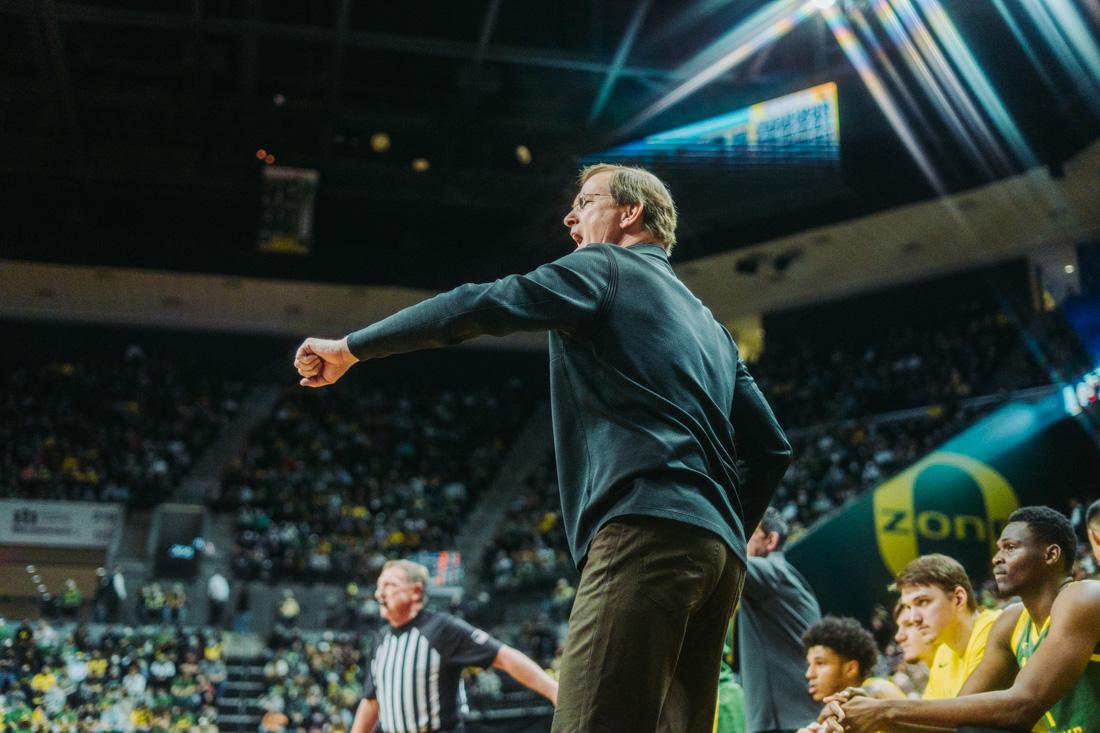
[256,633,365,733]
[219,379,531,584]
[137,584,190,626]
[754,305,1062,430]
[0,345,244,506]
[0,620,225,733]
[483,459,576,596]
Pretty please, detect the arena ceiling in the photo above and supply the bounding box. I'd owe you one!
[1,0,1098,290]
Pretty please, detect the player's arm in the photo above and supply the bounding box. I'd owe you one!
[836,584,1100,732]
[491,645,558,706]
[349,698,379,733]
[956,604,1022,696]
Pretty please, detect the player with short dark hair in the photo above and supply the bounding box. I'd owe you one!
[802,616,903,703]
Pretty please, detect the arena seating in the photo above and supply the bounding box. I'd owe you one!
[0,620,224,733]
[0,347,244,507]
[755,308,1037,429]
[219,378,533,584]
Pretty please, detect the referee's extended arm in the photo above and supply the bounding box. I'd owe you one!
[350,698,379,733]
[492,645,559,706]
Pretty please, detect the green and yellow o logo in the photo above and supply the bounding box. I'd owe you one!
[873,451,1019,576]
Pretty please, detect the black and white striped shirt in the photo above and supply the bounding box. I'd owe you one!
[364,610,501,733]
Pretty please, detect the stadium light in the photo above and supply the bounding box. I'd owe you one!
[370,133,391,153]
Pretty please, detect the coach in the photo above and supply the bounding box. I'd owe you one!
[297,163,792,732]
[350,560,557,733]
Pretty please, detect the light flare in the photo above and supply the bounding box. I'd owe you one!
[912,0,1038,168]
[820,3,947,196]
[617,0,817,138]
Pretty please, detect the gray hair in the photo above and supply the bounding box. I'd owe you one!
[579,163,679,253]
[383,559,430,592]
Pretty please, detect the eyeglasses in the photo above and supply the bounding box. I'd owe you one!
[572,192,615,211]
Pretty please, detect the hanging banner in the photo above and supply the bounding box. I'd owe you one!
[258,166,319,255]
[0,500,123,548]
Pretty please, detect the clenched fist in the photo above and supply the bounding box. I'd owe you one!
[293,337,359,388]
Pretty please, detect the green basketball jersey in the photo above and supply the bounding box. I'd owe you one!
[1011,588,1100,733]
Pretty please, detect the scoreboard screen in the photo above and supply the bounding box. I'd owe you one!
[588,82,840,168]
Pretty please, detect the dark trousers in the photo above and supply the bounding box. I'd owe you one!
[551,515,746,733]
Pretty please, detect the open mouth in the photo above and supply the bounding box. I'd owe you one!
[571,232,583,245]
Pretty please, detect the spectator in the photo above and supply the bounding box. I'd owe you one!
[234,583,252,632]
[59,580,81,621]
[165,583,188,624]
[207,572,230,627]
[141,582,165,624]
[277,590,300,627]
[148,651,176,692]
[550,578,575,623]
[122,663,146,697]
[260,707,290,733]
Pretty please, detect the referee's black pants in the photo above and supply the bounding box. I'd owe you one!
[551,515,746,733]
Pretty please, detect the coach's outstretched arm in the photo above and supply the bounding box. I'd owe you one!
[294,246,612,387]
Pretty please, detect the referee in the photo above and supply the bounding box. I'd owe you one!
[350,560,558,733]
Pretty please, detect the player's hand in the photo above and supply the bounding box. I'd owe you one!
[831,695,884,733]
[294,337,358,388]
[822,686,867,707]
[817,687,869,732]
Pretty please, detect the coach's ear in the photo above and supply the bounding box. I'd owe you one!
[618,201,645,231]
